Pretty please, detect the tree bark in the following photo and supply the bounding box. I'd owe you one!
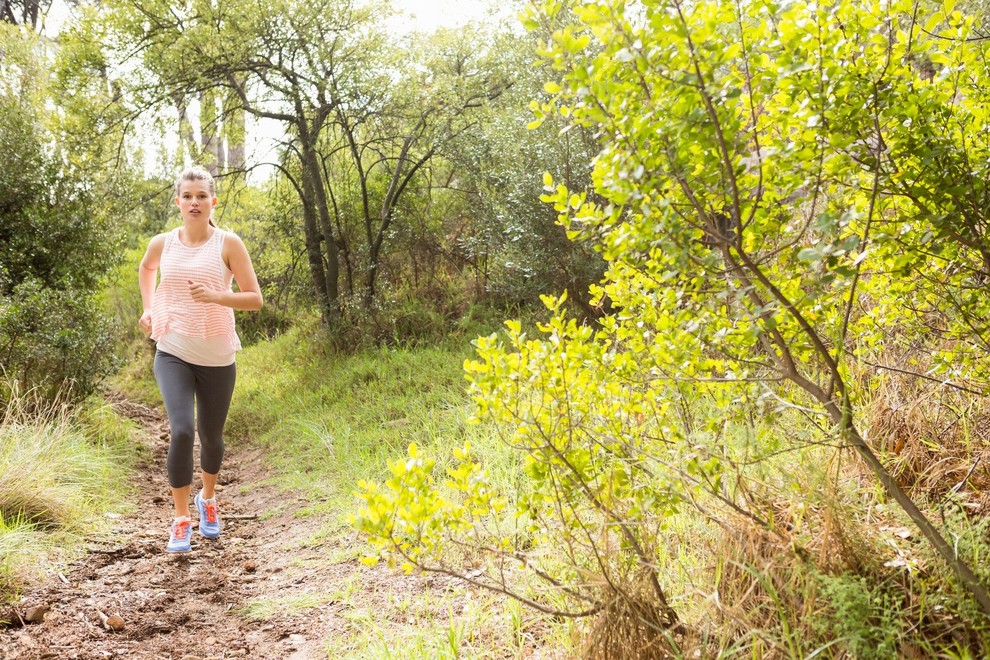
[199,88,224,175]
[172,92,197,165]
[298,128,338,324]
[299,157,333,324]
[831,410,990,618]
[224,80,246,171]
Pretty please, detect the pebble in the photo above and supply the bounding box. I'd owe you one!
[14,631,37,648]
[25,605,49,624]
[106,614,125,631]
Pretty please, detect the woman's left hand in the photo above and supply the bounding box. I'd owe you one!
[188,280,218,304]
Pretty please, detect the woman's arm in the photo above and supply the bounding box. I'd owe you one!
[189,233,264,311]
[138,234,166,334]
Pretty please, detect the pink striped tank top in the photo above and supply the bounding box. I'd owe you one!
[150,228,241,354]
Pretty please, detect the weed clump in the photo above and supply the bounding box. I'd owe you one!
[0,387,137,599]
[582,577,681,660]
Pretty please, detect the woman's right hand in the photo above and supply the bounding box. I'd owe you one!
[139,310,152,334]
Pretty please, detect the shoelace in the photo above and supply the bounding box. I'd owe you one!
[172,519,190,540]
[202,500,218,524]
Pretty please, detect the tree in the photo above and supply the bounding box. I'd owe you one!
[1,0,52,29]
[356,0,990,653]
[0,23,123,403]
[440,24,607,318]
[76,0,509,326]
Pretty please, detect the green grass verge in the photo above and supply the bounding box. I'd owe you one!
[0,393,144,600]
[227,325,521,522]
[210,324,544,654]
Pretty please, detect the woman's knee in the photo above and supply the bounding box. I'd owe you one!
[168,425,196,447]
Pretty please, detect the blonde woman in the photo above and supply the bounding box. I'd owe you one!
[139,166,263,553]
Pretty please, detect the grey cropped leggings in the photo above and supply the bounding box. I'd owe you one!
[154,350,236,488]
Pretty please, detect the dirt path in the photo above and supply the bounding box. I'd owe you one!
[0,393,450,659]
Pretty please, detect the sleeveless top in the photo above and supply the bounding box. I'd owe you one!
[150,228,241,365]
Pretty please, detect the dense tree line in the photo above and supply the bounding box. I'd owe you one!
[53,0,603,329]
[1,0,604,400]
[0,23,125,403]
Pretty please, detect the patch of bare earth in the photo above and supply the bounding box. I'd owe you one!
[0,393,497,660]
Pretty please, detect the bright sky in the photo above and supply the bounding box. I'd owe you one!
[388,0,511,33]
[44,0,508,37]
[41,0,516,180]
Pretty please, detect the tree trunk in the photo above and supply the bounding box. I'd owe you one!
[224,80,247,171]
[173,92,197,166]
[310,161,340,314]
[327,185,354,298]
[1,0,15,24]
[715,238,990,618]
[299,139,338,324]
[199,88,224,175]
[24,0,39,28]
[299,163,333,325]
[830,408,990,618]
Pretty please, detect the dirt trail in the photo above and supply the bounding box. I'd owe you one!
[0,393,437,659]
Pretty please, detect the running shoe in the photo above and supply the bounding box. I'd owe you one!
[167,517,192,553]
[195,491,222,539]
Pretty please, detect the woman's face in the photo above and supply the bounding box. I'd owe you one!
[175,180,217,221]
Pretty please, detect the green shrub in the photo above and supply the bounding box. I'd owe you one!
[0,279,120,406]
[813,574,902,659]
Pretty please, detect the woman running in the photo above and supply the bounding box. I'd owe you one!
[138,166,263,553]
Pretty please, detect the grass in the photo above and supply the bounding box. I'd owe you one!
[107,315,990,657]
[239,591,337,620]
[221,322,577,655]
[228,324,523,518]
[326,588,537,660]
[0,389,142,600]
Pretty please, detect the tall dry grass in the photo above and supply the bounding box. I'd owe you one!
[689,349,990,658]
[0,384,138,598]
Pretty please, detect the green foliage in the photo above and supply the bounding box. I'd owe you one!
[813,573,902,659]
[353,0,990,654]
[214,182,304,342]
[442,25,606,317]
[0,45,118,292]
[0,24,127,405]
[0,279,120,404]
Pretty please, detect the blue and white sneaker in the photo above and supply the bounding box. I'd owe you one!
[166,517,192,553]
[195,491,222,539]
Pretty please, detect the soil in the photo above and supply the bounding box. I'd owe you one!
[0,393,487,660]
